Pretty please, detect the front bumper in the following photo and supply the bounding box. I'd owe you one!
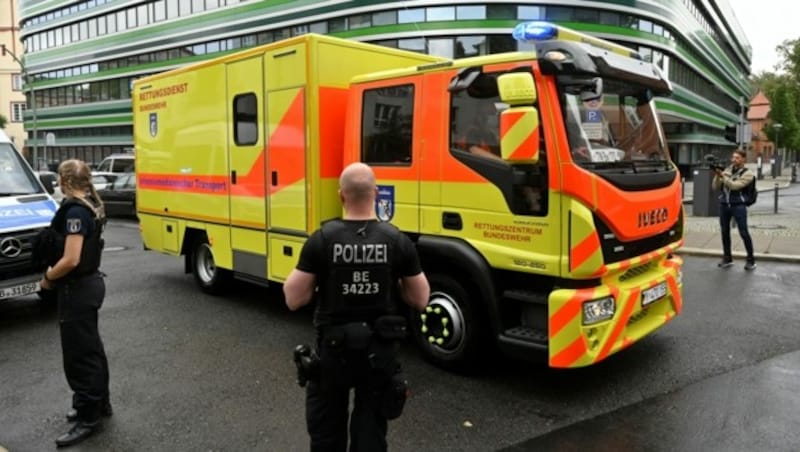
[547,253,683,368]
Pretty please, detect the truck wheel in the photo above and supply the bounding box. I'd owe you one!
[410,274,486,372]
[191,239,231,294]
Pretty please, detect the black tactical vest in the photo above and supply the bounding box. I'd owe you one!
[50,198,106,278]
[314,220,401,326]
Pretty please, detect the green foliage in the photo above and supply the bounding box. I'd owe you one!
[0,114,7,129]
[766,84,800,150]
[777,38,800,82]
[756,38,800,155]
[751,72,785,100]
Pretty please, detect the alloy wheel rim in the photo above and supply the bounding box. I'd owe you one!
[419,291,465,352]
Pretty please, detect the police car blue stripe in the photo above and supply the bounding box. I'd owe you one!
[0,199,58,230]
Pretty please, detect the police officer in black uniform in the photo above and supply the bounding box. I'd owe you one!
[39,159,111,448]
[284,162,430,452]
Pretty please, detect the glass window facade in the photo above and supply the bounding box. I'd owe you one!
[17,1,751,166]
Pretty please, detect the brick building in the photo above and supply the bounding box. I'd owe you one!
[747,90,774,162]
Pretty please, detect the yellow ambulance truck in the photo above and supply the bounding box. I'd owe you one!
[134,22,684,370]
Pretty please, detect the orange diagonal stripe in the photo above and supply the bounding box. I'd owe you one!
[571,231,600,272]
[595,289,640,363]
[551,336,587,368]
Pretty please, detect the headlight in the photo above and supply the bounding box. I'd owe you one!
[583,296,616,325]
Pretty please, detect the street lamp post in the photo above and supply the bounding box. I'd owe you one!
[773,123,782,179]
[1,44,38,168]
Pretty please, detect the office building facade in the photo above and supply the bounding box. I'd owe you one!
[16,0,751,173]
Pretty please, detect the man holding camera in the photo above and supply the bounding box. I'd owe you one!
[712,149,756,270]
[284,162,430,452]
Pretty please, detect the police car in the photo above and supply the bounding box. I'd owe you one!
[0,130,59,303]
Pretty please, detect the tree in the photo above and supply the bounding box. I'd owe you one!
[776,38,800,81]
[750,72,784,99]
[766,84,800,162]
[0,113,7,129]
[770,38,800,161]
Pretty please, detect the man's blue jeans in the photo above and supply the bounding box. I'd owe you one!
[719,203,754,260]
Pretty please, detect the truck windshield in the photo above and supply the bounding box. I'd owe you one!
[560,79,669,170]
[0,143,40,195]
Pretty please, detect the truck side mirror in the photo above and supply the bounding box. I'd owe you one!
[497,73,540,164]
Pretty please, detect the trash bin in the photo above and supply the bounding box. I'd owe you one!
[692,167,720,217]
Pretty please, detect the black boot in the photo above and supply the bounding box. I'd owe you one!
[66,401,112,422]
[55,420,99,447]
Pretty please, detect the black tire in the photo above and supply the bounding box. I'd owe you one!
[191,238,232,295]
[409,273,487,372]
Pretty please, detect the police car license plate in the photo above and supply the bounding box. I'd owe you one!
[0,282,41,300]
[642,282,667,307]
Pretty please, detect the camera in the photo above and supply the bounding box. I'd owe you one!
[704,154,726,171]
[293,344,320,388]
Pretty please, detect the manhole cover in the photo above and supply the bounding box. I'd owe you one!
[750,224,787,230]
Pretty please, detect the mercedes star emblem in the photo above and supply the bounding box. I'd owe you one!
[0,237,24,258]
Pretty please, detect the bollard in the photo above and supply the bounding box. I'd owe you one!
[681,177,685,201]
[774,183,779,214]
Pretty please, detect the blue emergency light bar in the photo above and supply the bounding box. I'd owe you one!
[512,21,558,42]
[512,21,641,59]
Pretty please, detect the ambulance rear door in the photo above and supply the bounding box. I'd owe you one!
[226,55,268,279]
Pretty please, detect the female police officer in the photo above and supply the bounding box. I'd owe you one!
[284,162,430,452]
[39,159,111,447]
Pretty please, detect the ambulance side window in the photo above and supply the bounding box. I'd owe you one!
[361,84,414,166]
[233,93,258,145]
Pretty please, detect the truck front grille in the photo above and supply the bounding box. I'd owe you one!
[0,228,44,278]
[594,211,683,265]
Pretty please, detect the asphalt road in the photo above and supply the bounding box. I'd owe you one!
[1,220,798,451]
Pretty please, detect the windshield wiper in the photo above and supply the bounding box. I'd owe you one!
[578,160,670,173]
[578,161,634,170]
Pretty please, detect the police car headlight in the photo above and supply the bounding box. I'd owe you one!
[582,296,615,325]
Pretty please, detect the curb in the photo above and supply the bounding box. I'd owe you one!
[677,247,800,263]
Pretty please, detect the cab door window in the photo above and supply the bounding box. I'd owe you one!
[448,69,548,216]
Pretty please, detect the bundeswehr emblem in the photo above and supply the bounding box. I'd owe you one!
[149,113,158,137]
[376,185,394,222]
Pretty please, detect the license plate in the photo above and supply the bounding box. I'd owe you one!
[0,282,41,300]
[642,282,667,307]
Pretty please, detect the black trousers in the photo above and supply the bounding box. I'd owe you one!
[719,203,754,260]
[57,272,109,423]
[306,344,394,452]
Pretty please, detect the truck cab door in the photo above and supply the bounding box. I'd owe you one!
[355,78,422,232]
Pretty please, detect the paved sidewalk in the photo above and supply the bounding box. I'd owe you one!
[679,163,800,263]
